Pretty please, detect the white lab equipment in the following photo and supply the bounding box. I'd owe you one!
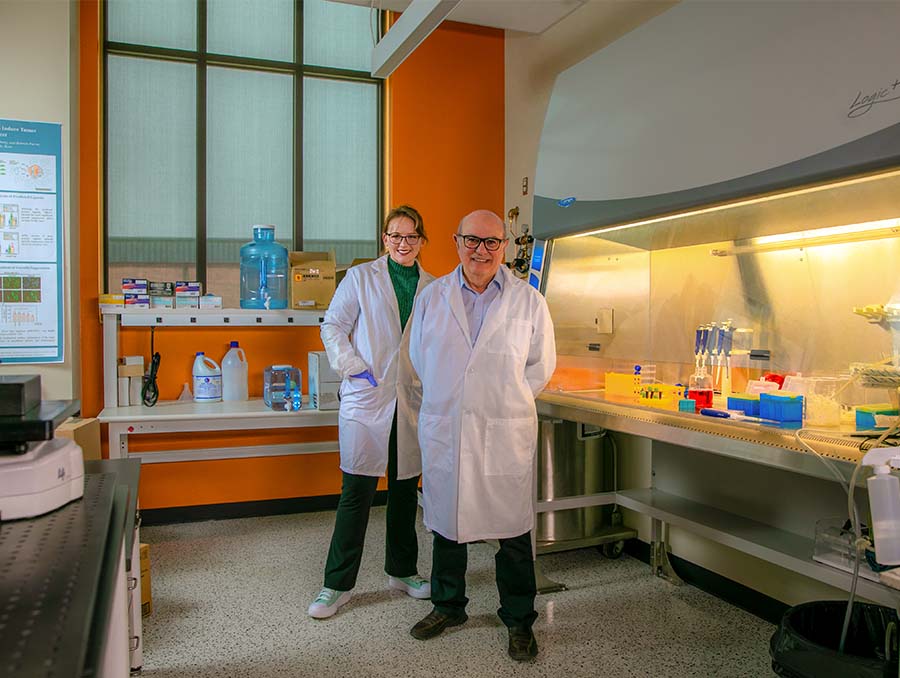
[192,352,222,403]
[308,351,340,411]
[0,437,84,521]
[861,447,900,566]
[222,341,249,402]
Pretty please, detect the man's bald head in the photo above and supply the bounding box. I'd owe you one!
[454,209,508,293]
[458,210,505,238]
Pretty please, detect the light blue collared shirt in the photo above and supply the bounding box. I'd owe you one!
[458,266,502,345]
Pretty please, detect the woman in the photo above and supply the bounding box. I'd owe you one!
[308,205,435,619]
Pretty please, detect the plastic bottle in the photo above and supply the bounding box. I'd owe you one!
[192,352,222,403]
[240,225,288,310]
[222,341,249,402]
[868,468,900,565]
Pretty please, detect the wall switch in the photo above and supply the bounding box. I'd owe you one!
[596,308,614,334]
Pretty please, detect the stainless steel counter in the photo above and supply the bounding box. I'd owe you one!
[538,389,868,483]
[537,388,900,607]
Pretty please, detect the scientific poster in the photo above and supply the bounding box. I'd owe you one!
[0,119,63,363]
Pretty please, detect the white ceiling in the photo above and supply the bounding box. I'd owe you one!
[329,0,586,34]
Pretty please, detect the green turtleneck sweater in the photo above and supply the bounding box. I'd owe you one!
[387,256,420,331]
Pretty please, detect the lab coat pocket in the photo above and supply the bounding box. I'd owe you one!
[486,319,532,357]
[419,413,454,475]
[484,416,537,476]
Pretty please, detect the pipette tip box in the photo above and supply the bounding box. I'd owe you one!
[759,392,804,423]
[727,393,760,416]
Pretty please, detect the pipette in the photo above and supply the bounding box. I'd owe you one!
[700,408,780,425]
[721,325,735,397]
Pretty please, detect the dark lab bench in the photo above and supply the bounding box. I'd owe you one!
[0,458,141,677]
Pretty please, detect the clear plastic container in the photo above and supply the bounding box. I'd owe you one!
[240,225,288,310]
[263,365,302,411]
[804,376,847,427]
[222,341,249,402]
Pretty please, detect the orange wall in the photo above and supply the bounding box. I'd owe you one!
[388,21,505,277]
[78,12,504,509]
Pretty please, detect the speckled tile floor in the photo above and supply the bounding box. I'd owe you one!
[140,508,775,677]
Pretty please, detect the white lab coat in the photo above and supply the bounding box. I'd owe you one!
[409,264,557,542]
[321,255,435,479]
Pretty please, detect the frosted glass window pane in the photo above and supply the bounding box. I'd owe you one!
[107,0,197,50]
[107,56,196,273]
[207,66,293,250]
[208,0,294,62]
[303,77,378,264]
[304,0,372,71]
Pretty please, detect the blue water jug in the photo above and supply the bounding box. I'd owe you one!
[240,225,288,309]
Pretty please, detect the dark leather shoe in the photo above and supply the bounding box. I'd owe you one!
[410,609,468,640]
[508,626,538,661]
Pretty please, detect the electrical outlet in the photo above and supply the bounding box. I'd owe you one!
[596,308,614,334]
[522,177,528,195]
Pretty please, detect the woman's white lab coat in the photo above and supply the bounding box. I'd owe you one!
[408,265,557,543]
[321,255,435,479]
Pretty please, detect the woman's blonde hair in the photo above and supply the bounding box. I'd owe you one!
[382,205,428,244]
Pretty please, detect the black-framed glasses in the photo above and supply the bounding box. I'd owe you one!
[385,233,422,245]
[455,233,505,251]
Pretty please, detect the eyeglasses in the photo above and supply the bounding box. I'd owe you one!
[455,233,505,251]
[385,233,422,245]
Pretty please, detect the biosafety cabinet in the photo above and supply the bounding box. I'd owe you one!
[530,0,900,606]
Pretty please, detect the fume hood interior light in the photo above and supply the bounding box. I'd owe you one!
[711,217,900,257]
[569,167,900,240]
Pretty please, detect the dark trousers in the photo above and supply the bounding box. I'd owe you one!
[323,412,420,591]
[431,530,538,629]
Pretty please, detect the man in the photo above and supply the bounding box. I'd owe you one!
[407,209,556,662]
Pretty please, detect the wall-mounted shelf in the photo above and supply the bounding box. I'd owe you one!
[101,310,324,409]
[102,308,325,328]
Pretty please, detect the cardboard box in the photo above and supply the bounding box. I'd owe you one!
[124,294,150,308]
[122,278,148,294]
[117,363,144,378]
[99,293,124,313]
[290,251,336,310]
[140,543,152,617]
[149,281,174,296]
[175,281,202,296]
[55,417,101,460]
[199,294,222,309]
[175,296,200,309]
[150,296,174,309]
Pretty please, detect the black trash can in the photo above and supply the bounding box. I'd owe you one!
[770,601,899,677]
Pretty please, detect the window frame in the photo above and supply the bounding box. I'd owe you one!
[102,0,383,291]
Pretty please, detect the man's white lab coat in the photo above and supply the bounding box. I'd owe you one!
[409,264,556,542]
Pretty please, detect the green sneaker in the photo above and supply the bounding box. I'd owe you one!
[388,574,431,599]
[307,587,352,619]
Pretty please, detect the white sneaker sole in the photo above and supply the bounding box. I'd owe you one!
[307,590,352,619]
[388,576,431,600]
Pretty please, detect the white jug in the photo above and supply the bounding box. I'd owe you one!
[192,352,223,403]
[222,341,249,402]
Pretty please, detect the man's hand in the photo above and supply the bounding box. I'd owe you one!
[350,370,378,387]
